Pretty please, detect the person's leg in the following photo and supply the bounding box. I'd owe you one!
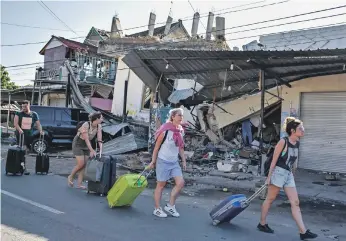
[154,181,167,209]
[284,186,306,233]
[68,155,84,187]
[259,185,280,228]
[76,155,87,189]
[164,163,184,217]
[168,176,184,206]
[153,159,168,218]
[284,181,318,240]
[284,183,317,239]
[23,133,31,175]
[168,163,184,206]
[258,167,283,233]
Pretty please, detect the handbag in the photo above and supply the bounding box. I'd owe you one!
[84,142,104,182]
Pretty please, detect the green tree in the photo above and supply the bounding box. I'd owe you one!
[1,65,18,90]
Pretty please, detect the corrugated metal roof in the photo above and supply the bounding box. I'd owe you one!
[168,89,194,104]
[243,24,346,51]
[122,49,346,105]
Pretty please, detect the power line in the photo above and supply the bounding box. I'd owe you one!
[187,0,206,31]
[0,22,84,32]
[1,1,267,35]
[7,35,346,81]
[3,4,345,48]
[37,1,79,37]
[5,31,346,72]
[4,20,346,72]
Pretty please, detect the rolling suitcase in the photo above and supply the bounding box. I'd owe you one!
[5,133,26,176]
[210,184,267,226]
[87,155,117,196]
[107,169,152,208]
[35,134,50,174]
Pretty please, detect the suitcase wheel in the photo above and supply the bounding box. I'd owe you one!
[5,172,8,176]
[87,190,90,194]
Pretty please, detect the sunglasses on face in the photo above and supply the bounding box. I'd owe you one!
[297,126,305,132]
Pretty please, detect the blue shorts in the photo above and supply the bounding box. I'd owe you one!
[271,166,296,188]
[156,158,183,182]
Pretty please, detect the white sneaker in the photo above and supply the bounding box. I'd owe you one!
[153,207,167,218]
[164,204,180,217]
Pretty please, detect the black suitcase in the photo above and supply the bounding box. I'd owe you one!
[87,155,117,196]
[210,184,267,226]
[35,134,50,174]
[35,153,50,174]
[5,134,26,176]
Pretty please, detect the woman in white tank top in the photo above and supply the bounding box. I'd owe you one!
[148,108,186,218]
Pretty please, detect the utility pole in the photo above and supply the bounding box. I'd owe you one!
[6,93,11,134]
[259,69,266,176]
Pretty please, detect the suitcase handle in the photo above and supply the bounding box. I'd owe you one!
[95,139,102,158]
[18,132,24,148]
[39,133,45,154]
[246,184,268,203]
[134,168,153,186]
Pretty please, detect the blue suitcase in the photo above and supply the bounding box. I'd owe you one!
[209,184,267,226]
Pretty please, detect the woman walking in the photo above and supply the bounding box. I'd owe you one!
[68,112,103,189]
[148,108,186,218]
[257,117,318,240]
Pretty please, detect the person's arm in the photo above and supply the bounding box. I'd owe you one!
[150,132,165,167]
[13,113,23,134]
[36,120,43,134]
[267,139,286,178]
[179,147,187,171]
[97,124,103,154]
[292,141,299,175]
[33,112,43,134]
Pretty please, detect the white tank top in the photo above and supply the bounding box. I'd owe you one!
[157,130,183,162]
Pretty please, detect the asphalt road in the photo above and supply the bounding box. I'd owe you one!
[1,161,345,241]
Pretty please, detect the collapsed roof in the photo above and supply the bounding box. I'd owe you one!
[122,48,346,105]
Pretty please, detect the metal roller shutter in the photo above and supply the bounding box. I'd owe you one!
[299,92,346,173]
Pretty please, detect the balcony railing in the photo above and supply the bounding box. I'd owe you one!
[76,54,117,85]
[36,67,61,81]
[36,55,117,86]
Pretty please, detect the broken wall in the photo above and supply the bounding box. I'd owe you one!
[111,57,150,122]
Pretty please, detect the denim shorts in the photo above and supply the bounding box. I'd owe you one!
[270,166,295,188]
[156,158,182,182]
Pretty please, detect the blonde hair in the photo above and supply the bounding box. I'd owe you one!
[167,108,184,123]
[283,117,303,135]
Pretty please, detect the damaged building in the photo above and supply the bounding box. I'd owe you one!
[122,48,346,175]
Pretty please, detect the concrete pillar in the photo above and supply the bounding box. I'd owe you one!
[191,12,200,38]
[164,16,173,36]
[148,12,156,37]
[206,12,214,40]
[110,14,123,39]
[215,16,225,40]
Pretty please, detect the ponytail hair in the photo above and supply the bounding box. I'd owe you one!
[89,111,102,122]
[283,116,302,136]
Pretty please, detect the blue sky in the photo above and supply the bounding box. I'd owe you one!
[1,0,345,85]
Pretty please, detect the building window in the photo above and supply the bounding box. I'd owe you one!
[141,85,153,110]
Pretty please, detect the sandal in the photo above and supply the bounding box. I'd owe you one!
[67,176,74,187]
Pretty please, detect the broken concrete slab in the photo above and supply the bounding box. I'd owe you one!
[208,170,254,181]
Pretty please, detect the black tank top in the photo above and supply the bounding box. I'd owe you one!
[276,138,300,171]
